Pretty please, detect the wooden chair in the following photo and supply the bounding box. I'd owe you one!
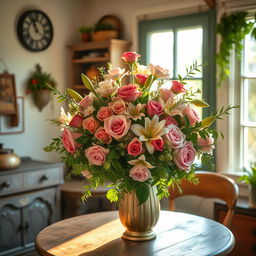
[168,171,239,228]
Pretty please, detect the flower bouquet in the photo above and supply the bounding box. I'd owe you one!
[45,52,235,205]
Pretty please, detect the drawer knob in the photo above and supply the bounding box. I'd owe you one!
[40,175,49,182]
[1,181,10,188]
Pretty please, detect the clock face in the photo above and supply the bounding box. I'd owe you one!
[17,10,53,52]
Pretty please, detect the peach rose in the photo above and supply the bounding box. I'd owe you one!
[166,124,186,149]
[109,99,126,114]
[104,115,131,140]
[147,100,164,117]
[121,51,141,63]
[183,105,200,125]
[148,64,169,78]
[85,145,109,166]
[117,84,141,102]
[151,138,164,151]
[173,141,196,171]
[127,138,143,156]
[198,135,215,154]
[129,165,151,182]
[97,106,113,121]
[95,127,112,144]
[62,129,82,155]
[159,88,175,102]
[83,116,99,133]
[171,81,186,94]
[79,95,93,109]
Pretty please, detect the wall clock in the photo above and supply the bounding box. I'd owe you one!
[17,10,53,52]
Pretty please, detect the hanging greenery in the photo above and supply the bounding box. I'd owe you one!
[216,11,256,85]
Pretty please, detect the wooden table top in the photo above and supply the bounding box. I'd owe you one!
[35,211,235,256]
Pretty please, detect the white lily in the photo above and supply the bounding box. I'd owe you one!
[95,79,118,97]
[59,107,72,124]
[131,115,168,154]
[148,63,169,78]
[128,155,155,169]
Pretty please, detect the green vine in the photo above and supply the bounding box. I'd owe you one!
[216,11,256,85]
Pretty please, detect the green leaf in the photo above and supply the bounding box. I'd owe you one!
[144,74,153,88]
[201,116,216,128]
[191,99,209,108]
[106,188,119,202]
[66,88,83,102]
[135,183,149,205]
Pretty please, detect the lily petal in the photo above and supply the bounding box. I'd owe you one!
[146,141,154,154]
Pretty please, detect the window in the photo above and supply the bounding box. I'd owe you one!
[138,11,216,120]
[239,27,256,169]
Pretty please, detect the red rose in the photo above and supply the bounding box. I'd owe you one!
[127,137,143,156]
[151,139,164,151]
[121,51,141,63]
[69,114,83,128]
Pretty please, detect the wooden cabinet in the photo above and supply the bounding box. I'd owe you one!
[214,198,256,256]
[0,158,63,256]
[68,40,130,92]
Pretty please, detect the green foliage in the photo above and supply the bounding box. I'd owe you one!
[216,12,256,85]
[94,22,115,32]
[238,164,256,187]
[27,64,56,91]
[79,26,92,33]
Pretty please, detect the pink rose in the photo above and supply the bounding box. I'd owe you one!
[159,88,175,102]
[69,114,83,128]
[121,51,141,63]
[198,135,214,154]
[147,100,164,117]
[118,84,141,102]
[171,81,186,94]
[79,95,93,109]
[95,127,112,144]
[127,138,143,156]
[83,116,99,133]
[183,105,200,125]
[109,99,126,114]
[173,141,196,171]
[151,139,164,151]
[85,145,109,166]
[62,129,82,155]
[164,116,178,126]
[104,115,131,140]
[129,165,151,182]
[97,106,113,121]
[166,124,186,149]
[136,74,148,85]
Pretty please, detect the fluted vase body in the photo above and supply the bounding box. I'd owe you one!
[118,186,160,241]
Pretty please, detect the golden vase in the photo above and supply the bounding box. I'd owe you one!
[118,186,160,241]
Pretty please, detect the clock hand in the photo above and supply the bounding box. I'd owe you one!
[31,18,39,33]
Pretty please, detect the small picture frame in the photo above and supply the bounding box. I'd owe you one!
[0,96,24,134]
[0,74,18,115]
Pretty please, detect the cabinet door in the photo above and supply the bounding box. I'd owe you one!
[0,205,22,253]
[23,197,53,246]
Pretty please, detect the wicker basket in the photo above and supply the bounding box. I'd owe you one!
[92,30,118,42]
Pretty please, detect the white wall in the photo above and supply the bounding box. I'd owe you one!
[0,0,86,162]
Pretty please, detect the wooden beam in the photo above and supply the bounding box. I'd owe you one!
[204,0,215,9]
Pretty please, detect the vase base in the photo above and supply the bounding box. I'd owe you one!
[122,229,156,241]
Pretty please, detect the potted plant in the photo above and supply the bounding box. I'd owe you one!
[27,64,56,111]
[79,26,92,42]
[238,164,256,208]
[92,22,118,42]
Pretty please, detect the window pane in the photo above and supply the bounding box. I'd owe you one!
[243,127,256,167]
[149,31,173,77]
[177,27,203,77]
[243,78,256,122]
[243,25,256,77]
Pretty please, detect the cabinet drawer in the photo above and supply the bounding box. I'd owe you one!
[0,173,24,196]
[24,167,63,189]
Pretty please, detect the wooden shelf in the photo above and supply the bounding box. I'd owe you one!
[72,56,109,64]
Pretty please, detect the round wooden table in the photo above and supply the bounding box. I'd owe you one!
[35,211,235,256]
